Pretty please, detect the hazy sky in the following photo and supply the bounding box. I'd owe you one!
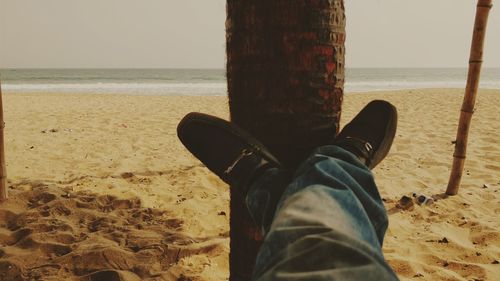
[1,0,499,68]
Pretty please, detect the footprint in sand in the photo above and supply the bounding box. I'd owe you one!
[0,184,225,280]
[120,172,153,185]
[0,260,24,281]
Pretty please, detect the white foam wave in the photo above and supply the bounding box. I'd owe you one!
[2,82,228,95]
[345,80,500,92]
[2,80,499,95]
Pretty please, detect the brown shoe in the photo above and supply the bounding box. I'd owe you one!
[334,100,398,169]
[177,112,283,191]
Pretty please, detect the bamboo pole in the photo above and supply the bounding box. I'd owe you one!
[447,0,493,195]
[0,80,7,201]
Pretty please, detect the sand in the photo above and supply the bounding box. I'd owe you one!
[0,89,498,281]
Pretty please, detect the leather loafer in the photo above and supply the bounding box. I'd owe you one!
[177,112,283,192]
[334,100,398,169]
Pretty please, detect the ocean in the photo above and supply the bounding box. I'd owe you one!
[1,68,499,95]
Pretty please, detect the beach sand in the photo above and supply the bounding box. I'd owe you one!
[0,89,498,281]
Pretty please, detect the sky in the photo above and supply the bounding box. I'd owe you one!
[0,0,499,68]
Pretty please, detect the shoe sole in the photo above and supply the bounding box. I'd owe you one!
[367,100,398,169]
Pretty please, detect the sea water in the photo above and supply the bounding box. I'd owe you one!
[1,68,499,95]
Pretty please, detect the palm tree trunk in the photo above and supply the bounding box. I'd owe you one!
[226,1,346,279]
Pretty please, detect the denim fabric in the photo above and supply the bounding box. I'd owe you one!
[246,145,399,281]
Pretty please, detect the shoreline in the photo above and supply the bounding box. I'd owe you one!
[2,87,500,96]
[3,67,500,95]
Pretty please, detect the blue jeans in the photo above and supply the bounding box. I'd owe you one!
[246,145,399,281]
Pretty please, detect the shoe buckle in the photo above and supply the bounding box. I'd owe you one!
[365,142,373,152]
[224,149,254,175]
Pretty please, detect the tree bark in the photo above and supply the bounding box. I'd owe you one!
[226,1,345,279]
[447,0,492,195]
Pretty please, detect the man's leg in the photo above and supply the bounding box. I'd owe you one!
[248,146,398,281]
[177,100,399,281]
